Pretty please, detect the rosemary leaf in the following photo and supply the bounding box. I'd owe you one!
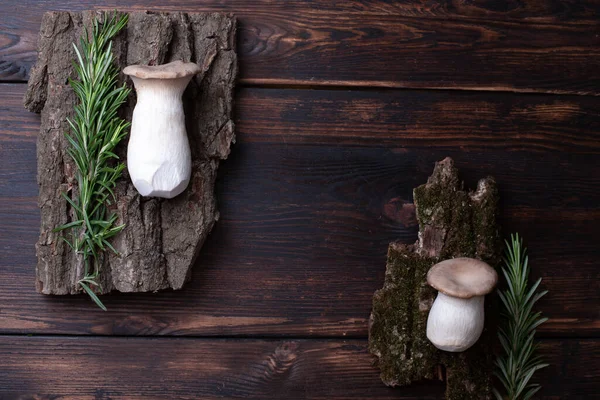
[79,281,108,312]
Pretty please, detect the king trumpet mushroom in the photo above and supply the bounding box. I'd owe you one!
[426,257,498,352]
[123,60,201,198]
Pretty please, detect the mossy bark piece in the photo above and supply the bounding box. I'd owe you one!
[369,157,502,399]
[24,11,237,294]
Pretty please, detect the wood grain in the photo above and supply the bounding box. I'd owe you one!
[0,336,596,399]
[1,84,598,337]
[1,1,599,94]
[237,88,600,152]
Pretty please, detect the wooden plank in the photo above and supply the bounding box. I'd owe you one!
[0,336,596,399]
[1,84,599,336]
[1,1,599,94]
[237,88,600,152]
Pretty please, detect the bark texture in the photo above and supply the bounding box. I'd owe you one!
[24,10,237,294]
[369,157,502,399]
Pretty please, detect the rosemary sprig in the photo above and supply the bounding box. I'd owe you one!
[54,13,130,311]
[494,234,549,400]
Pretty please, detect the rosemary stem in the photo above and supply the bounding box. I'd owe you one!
[54,12,130,311]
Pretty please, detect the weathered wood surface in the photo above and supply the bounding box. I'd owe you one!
[24,11,237,294]
[1,0,600,390]
[370,158,501,398]
[2,84,599,337]
[0,0,598,396]
[1,1,599,94]
[0,336,597,399]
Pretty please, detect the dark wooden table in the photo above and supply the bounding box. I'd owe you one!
[1,1,599,398]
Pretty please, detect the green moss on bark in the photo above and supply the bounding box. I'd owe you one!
[369,246,439,385]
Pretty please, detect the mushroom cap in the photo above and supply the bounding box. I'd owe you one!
[427,257,498,298]
[123,60,201,80]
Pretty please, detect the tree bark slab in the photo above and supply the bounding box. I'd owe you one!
[369,157,502,399]
[24,10,237,295]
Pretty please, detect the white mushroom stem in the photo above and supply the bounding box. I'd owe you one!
[126,72,196,198]
[123,61,200,199]
[426,292,485,352]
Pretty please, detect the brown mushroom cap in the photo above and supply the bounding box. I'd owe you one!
[427,257,498,298]
[123,60,201,80]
